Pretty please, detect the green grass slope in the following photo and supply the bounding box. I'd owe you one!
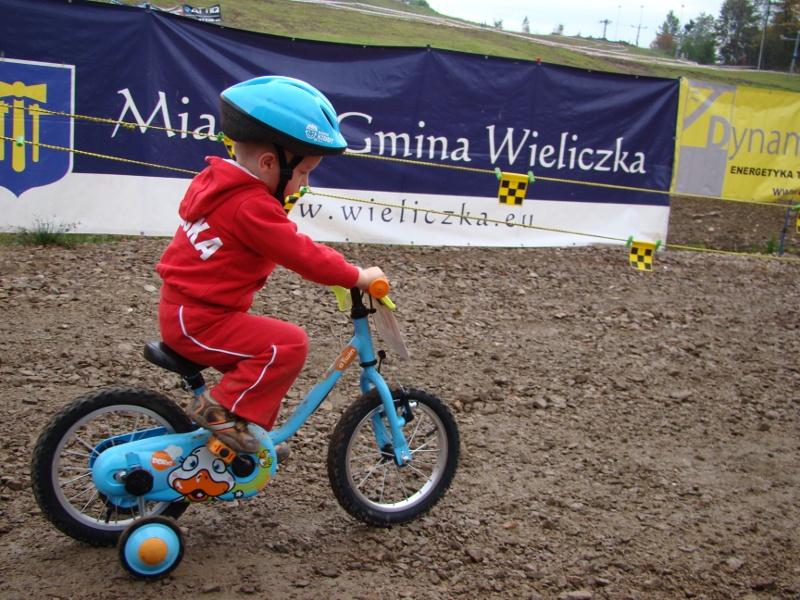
[116,0,799,91]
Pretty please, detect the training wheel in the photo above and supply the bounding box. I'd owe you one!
[118,515,184,579]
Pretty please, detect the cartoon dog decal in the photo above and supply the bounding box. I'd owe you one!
[168,446,235,502]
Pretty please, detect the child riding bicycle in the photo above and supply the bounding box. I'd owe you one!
[156,76,385,453]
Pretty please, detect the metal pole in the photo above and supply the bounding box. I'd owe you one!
[757,0,771,70]
[778,206,791,255]
[675,4,684,58]
[781,32,800,73]
[636,5,643,46]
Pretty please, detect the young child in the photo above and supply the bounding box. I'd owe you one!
[156,76,385,453]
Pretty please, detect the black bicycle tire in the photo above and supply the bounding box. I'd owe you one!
[327,387,459,527]
[30,387,193,547]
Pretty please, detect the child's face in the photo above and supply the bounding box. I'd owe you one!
[282,155,322,198]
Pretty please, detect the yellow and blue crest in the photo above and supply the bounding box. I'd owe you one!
[0,58,74,197]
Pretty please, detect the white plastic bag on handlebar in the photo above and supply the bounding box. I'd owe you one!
[330,286,409,360]
[373,301,410,360]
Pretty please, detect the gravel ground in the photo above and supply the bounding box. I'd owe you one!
[0,201,798,599]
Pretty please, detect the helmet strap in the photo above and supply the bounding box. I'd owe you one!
[275,146,303,205]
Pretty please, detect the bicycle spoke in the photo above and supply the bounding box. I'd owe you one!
[103,420,117,443]
[378,465,388,503]
[129,413,143,441]
[352,442,379,456]
[62,449,93,461]
[58,465,93,474]
[405,412,425,446]
[409,437,436,453]
[79,489,100,514]
[355,460,386,490]
[408,457,437,472]
[67,482,97,503]
[61,471,93,486]
[349,455,376,469]
[405,462,431,481]
[409,447,437,462]
[392,465,411,499]
[72,434,97,454]
[93,498,107,521]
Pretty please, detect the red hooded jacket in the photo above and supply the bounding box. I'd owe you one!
[157,157,360,312]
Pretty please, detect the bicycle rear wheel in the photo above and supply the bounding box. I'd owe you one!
[31,387,193,546]
[327,387,459,527]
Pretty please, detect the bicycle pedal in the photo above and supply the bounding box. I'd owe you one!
[206,436,236,464]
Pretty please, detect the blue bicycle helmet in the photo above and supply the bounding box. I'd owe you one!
[220,76,347,202]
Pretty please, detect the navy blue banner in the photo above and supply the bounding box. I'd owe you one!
[1,0,678,205]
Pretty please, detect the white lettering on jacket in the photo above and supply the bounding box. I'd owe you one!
[181,218,222,260]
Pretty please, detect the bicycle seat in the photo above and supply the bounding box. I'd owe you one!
[143,341,207,377]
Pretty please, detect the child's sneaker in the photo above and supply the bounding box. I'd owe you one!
[189,392,260,454]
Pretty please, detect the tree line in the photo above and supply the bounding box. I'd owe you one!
[652,0,798,70]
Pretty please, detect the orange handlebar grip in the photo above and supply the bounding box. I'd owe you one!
[368,277,390,299]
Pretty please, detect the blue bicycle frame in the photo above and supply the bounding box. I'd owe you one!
[270,290,411,465]
[91,287,411,507]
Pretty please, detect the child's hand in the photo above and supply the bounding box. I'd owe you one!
[356,266,386,290]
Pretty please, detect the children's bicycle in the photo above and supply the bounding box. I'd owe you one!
[30,281,459,578]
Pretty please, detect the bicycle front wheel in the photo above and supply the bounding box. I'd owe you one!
[327,387,459,527]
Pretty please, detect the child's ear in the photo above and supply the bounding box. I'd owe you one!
[258,149,278,172]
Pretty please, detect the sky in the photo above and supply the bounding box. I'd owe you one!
[426,0,724,47]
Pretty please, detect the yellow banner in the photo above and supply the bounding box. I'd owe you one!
[673,78,800,204]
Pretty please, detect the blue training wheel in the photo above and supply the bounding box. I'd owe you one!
[118,515,184,579]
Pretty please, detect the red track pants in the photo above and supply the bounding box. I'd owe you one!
[158,301,308,430]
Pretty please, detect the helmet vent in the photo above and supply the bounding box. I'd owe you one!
[321,105,337,128]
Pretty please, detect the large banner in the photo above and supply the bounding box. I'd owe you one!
[0,0,678,247]
[673,78,800,204]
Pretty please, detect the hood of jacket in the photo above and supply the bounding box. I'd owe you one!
[179,156,273,222]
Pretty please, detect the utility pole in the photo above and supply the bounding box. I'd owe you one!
[781,32,800,73]
[757,0,772,70]
[675,4,685,58]
[599,18,612,39]
[632,4,647,46]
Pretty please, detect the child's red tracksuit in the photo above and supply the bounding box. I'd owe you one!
[156,157,360,430]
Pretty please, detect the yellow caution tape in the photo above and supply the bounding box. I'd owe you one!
[283,185,309,214]
[219,133,235,159]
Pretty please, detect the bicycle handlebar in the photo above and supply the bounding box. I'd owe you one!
[367,277,390,299]
[330,278,395,312]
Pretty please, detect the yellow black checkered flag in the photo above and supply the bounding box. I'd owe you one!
[283,186,309,214]
[627,238,660,272]
[496,170,533,206]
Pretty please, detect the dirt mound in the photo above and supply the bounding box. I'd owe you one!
[1,207,798,598]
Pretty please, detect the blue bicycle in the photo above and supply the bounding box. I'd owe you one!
[30,281,459,578]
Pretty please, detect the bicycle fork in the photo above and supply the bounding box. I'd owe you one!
[348,308,412,466]
[360,369,412,466]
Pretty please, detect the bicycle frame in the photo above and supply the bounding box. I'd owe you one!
[90,288,411,507]
[269,289,411,465]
